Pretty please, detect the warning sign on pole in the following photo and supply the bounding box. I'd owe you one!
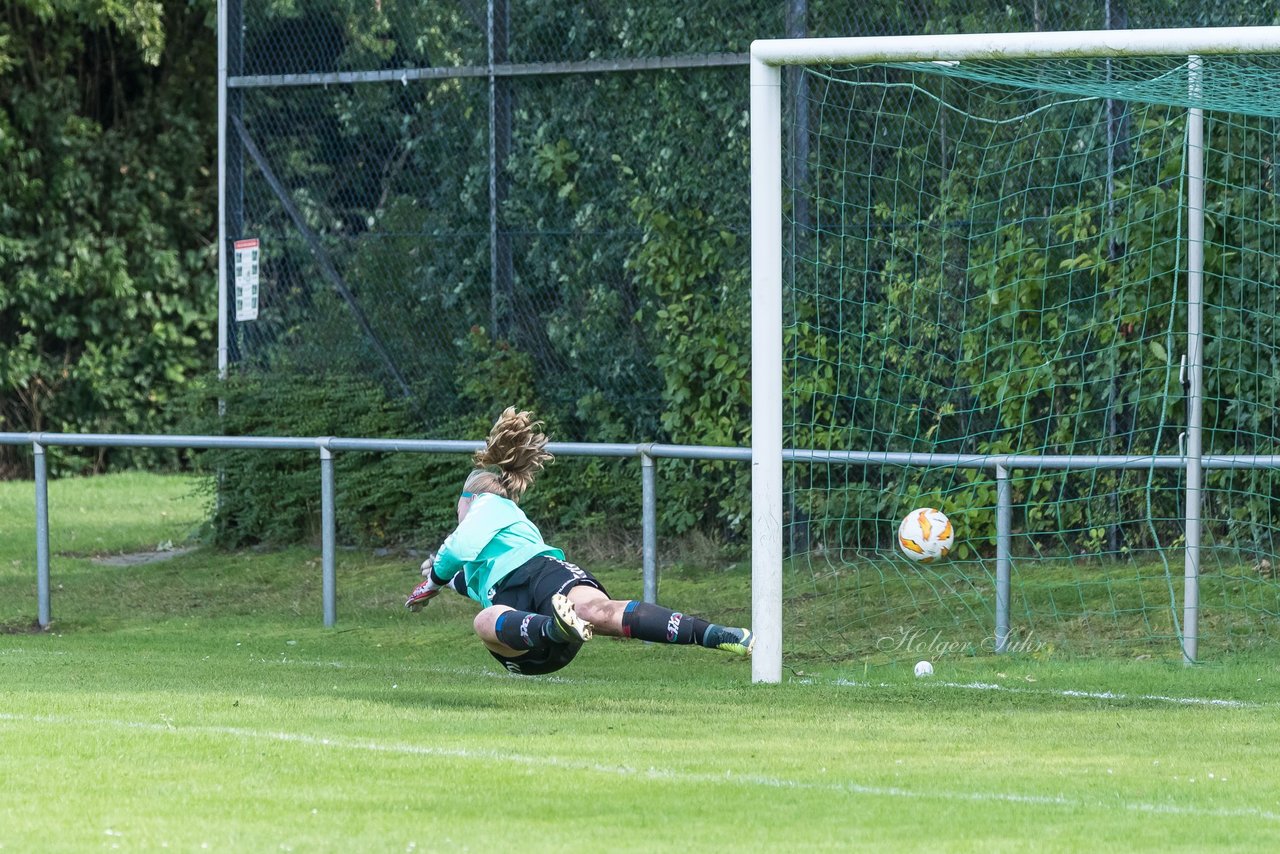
[233,238,260,321]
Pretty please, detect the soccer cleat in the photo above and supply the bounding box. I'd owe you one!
[705,625,755,656]
[549,593,593,643]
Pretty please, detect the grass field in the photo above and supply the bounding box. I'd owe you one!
[3,473,1280,851]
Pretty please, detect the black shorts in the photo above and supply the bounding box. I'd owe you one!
[488,555,608,676]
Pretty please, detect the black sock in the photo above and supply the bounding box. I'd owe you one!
[494,610,565,650]
[620,601,712,645]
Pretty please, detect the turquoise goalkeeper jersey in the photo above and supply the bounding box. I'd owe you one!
[432,493,564,607]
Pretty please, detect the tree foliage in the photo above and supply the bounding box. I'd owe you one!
[5,0,1280,553]
[0,0,216,474]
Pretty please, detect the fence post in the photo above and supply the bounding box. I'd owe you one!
[320,442,336,627]
[34,441,50,629]
[995,463,1012,653]
[641,448,657,604]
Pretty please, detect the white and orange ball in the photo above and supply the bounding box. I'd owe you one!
[897,507,954,563]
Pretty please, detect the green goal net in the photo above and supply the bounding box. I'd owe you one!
[777,49,1280,666]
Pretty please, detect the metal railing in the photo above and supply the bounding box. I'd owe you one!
[5,432,1278,655]
[0,432,751,629]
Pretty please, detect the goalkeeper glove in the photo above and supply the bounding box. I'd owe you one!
[405,575,444,611]
[405,555,464,611]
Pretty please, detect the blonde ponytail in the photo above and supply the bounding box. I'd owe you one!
[465,407,552,503]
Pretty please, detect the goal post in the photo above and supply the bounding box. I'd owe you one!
[751,27,1280,684]
[751,56,785,685]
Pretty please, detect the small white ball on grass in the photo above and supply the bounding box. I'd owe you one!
[914,660,934,678]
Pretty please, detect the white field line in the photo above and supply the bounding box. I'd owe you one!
[1,712,1278,823]
[831,678,1270,709]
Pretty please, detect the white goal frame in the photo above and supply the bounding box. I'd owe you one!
[750,26,1280,683]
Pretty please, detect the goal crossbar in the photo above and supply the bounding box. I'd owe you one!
[750,26,1280,67]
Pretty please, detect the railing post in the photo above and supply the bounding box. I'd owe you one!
[995,463,1012,653]
[34,441,50,628]
[641,448,658,604]
[320,442,336,627]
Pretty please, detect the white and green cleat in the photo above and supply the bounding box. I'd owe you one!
[549,593,593,643]
[706,625,754,656]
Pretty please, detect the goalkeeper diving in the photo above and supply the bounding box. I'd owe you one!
[405,407,754,676]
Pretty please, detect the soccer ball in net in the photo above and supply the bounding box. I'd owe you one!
[897,508,954,563]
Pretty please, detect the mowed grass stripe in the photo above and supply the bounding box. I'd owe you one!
[4,474,1280,850]
[4,710,1280,825]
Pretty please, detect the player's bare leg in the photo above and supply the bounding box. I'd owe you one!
[472,605,523,656]
[473,598,590,658]
[567,586,753,655]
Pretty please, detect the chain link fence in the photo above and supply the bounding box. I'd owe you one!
[221,1,1280,443]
